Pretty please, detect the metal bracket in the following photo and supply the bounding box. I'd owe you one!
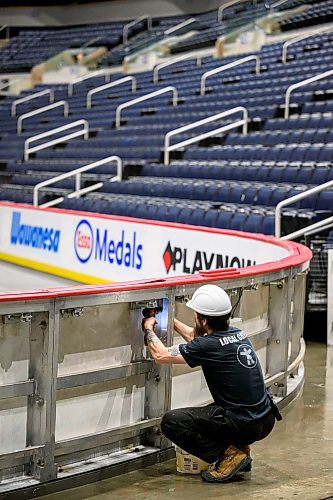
[244,283,259,291]
[3,312,32,324]
[130,300,162,310]
[175,295,191,303]
[32,381,45,407]
[148,366,161,383]
[264,279,284,288]
[60,308,84,318]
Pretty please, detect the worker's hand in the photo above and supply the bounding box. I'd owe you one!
[143,317,157,331]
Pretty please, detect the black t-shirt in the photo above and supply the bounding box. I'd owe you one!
[178,326,271,422]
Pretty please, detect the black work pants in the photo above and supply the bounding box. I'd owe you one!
[161,405,275,464]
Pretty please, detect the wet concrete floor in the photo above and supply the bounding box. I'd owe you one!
[42,342,333,500]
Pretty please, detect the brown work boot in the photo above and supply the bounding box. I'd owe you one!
[239,445,250,455]
[238,445,252,472]
[201,445,251,483]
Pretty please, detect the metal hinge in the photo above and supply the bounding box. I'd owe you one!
[264,279,284,288]
[60,308,84,318]
[29,380,44,407]
[130,300,163,310]
[3,312,32,324]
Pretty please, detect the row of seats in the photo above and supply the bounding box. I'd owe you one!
[280,0,333,31]
[1,18,333,237]
[7,170,332,211]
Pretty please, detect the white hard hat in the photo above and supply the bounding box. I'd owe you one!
[186,284,232,316]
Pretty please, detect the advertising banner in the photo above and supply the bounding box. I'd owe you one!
[0,203,290,284]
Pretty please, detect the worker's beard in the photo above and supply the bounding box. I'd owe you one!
[193,322,206,338]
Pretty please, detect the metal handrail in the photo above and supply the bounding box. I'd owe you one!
[200,55,260,96]
[0,77,23,96]
[153,55,202,83]
[281,25,333,64]
[164,106,248,165]
[80,35,103,49]
[17,101,69,134]
[218,0,255,23]
[284,68,333,119]
[265,0,292,10]
[86,76,137,108]
[0,25,9,39]
[275,179,333,239]
[115,86,178,128]
[0,78,21,92]
[123,15,152,44]
[282,216,333,241]
[34,155,122,207]
[218,0,238,23]
[12,89,55,117]
[164,18,196,36]
[24,120,89,162]
[68,70,111,96]
[300,220,333,238]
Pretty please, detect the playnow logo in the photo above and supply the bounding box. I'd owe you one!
[74,219,143,269]
[163,241,256,274]
[10,211,60,252]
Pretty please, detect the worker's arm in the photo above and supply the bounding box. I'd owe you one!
[174,318,194,342]
[143,318,186,365]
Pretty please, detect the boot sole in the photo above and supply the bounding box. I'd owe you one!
[242,457,252,472]
[201,456,252,483]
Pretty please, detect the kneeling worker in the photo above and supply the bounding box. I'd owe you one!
[142,284,281,483]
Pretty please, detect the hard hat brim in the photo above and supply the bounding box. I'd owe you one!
[186,299,232,316]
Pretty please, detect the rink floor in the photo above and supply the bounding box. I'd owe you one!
[40,343,333,500]
[0,260,80,290]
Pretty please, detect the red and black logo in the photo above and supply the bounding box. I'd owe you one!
[163,241,256,275]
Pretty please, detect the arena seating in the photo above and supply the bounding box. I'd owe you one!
[0,23,125,73]
[280,0,333,32]
[0,0,326,73]
[98,15,193,67]
[1,8,333,236]
[0,15,192,73]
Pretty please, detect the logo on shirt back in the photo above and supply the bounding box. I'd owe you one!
[237,344,257,369]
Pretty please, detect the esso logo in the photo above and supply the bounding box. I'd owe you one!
[74,219,93,263]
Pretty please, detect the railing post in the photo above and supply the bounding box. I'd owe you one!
[116,157,123,181]
[75,173,81,196]
[164,132,171,166]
